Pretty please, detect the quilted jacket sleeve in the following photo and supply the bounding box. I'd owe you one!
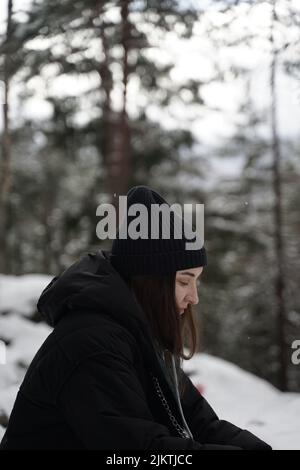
[180,370,272,450]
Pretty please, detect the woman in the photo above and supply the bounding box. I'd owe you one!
[0,186,271,450]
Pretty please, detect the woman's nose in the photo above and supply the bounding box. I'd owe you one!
[187,286,199,305]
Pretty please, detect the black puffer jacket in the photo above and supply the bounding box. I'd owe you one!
[0,251,272,450]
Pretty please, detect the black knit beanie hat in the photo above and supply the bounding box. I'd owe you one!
[110,186,207,276]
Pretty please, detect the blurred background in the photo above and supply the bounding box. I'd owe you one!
[0,0,300,448]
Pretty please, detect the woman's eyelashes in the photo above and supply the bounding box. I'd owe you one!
[177,279,201,289]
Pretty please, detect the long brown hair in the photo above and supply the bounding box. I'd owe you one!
[125,272,199,361]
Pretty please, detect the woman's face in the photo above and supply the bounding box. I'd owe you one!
[175,266,203,315]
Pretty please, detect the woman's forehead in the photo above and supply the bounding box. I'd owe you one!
[176,267,203,276]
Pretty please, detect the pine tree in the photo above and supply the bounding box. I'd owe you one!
[0,0,209,273]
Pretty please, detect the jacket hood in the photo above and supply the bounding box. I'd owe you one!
[37,250,149,336]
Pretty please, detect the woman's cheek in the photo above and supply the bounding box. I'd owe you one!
[176,286,184,303]
[175,285,180,304]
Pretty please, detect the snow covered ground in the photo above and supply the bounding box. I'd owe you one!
[0,274,299,449]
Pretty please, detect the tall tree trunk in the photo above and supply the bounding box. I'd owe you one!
[98,7,114,194]
[270,0,288,391]
[0,0,13,273]
[96,1,131,221]
[115,0,131,201]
